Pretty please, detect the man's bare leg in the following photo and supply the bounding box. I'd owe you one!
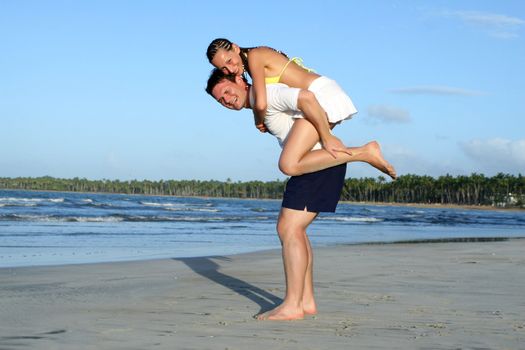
[257,208,318,321]
[302,233,317,315]
[279,119,396,179]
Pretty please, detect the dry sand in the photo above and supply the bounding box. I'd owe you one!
[1,239,524,350]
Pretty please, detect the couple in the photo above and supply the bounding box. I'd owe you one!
[206,40,396,321]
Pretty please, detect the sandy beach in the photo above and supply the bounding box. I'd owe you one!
[1,240,524,350]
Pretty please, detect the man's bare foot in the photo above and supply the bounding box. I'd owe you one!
[362,141,397,180]
[302,299,317,315]
[256,304,304,321]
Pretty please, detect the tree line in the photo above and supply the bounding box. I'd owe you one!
[0,173,524,207]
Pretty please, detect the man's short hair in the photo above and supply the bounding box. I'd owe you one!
[205,69,248,96]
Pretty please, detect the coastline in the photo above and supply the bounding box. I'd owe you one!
[3,236,525,270]
[1,239,524,349]
[4,189,524,269]
[340,200,525,212]
[2,187,523,211]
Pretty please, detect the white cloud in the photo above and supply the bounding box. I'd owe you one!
[451,11,524,27]
[443,10,524,39]
[460,138,525,174]
[389,86,484,96]
[367,104,411,123]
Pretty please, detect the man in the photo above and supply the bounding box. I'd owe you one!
[206,69,395,320]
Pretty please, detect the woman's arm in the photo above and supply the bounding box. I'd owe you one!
[247,49,268,131]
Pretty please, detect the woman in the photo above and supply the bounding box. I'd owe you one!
[206,38,396,180]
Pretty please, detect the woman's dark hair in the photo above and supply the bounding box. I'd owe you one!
[206,38,287,77]
[206,38,233,63]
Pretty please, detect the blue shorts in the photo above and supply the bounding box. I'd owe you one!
[282,164,347,213]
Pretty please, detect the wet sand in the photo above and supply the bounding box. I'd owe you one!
[1,239,524,349]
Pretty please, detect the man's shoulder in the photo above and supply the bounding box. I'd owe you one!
[268,83,289,88]
[265,83,290,95]
[265,83,300,113]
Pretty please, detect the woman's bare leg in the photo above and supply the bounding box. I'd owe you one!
[279,119,396,179]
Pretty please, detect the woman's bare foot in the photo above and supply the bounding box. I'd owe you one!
[256,303,304,321]
[361,141,397,180]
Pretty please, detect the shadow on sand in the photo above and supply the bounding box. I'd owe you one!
[173,256,282,315]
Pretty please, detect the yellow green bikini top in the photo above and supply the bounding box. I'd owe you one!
[265,57,313,84]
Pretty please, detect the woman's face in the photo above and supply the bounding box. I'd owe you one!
[211,45,243,75]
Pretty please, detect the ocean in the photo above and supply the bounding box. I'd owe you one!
[1,189,524,267]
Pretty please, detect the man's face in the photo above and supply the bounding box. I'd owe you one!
[211,76,247,110]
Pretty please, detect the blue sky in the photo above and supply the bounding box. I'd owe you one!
[1,0,524,181]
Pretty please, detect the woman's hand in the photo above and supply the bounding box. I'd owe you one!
[255,123,268,133]
[322,134,352,158]
[253,111,267,133]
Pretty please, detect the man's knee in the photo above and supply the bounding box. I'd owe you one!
[277,216,305,242]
